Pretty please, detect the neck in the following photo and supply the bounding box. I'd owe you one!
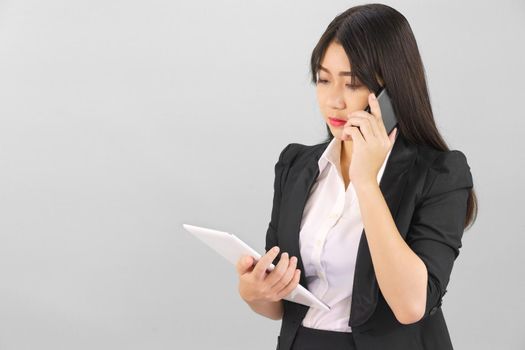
[340,139,353,166]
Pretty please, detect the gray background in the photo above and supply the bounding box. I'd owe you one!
[0,0,523,349]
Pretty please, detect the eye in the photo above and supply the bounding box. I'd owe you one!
[317,78,361,90]
[346,84,362,90]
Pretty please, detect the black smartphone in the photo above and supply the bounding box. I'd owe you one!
[364,86,398,135]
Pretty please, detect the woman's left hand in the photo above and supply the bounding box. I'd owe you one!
[341,92,398,189]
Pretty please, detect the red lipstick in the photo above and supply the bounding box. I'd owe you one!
[328,117,346,127]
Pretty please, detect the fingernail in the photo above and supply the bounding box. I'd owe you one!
[273,246,279,252]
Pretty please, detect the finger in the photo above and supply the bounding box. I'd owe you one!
[369,92,382,121]
[275,269,301,300]
[348,113,381,141]
[388,127,398,146]
[270,255,297,292]
[347,126,365,144]
[236,255,254,276]
[369,92,388,136]
[344,116,374,142]
[253,246,280,279]
[349,111,381,138]
[265,252,290,287]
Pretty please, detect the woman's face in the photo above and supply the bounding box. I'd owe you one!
[315,41,375,141]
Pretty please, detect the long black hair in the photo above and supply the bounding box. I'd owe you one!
[309,3,478,230]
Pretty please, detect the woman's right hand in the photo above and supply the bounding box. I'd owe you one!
[235,246,301,303]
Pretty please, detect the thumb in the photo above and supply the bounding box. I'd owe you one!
[236,255,254,275]
[244,255,254,266]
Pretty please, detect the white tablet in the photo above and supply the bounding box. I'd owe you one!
[182,223,330,311]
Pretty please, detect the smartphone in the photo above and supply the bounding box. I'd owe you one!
[364,86,398,135]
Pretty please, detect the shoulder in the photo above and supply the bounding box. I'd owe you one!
[276,141,329,167]
[415,144,473,199]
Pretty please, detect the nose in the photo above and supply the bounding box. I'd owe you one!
[326,85,346,110]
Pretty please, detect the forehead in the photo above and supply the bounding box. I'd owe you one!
[319,41,352,73]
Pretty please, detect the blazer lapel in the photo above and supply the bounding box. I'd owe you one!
[280,132,418,328]
[281,143,327,292]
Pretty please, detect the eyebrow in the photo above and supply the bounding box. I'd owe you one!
[318,65,353,76]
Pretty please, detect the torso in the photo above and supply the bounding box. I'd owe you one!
[341,162,350,191]
[340,144,351,191]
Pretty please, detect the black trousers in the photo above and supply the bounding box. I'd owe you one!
[290,325,357,350]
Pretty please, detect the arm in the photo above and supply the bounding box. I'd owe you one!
[404,150,473,321]
[354,150,473,324]
[264,143,292,261]
[354,180,427,324]
[245,299,284,320]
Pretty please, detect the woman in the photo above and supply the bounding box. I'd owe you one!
[236,4,478,350]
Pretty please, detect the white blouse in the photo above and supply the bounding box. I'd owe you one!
[299,137,394,332]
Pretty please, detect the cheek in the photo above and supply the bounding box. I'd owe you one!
[315,88,369,113]
[315,88,324,100]
[346,91,369,110]
[315,90,327,109]
[357,89,372,104]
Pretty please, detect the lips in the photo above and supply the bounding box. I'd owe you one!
[328,117,347,122]
[328,117,347,127]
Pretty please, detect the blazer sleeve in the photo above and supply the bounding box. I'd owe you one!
[405,150,474,320]
[264,143,294,255]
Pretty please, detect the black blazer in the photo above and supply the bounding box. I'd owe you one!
[265,132,473,350]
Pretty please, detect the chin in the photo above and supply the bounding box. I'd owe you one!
[336,133,352,142]
[330,130,344,141]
